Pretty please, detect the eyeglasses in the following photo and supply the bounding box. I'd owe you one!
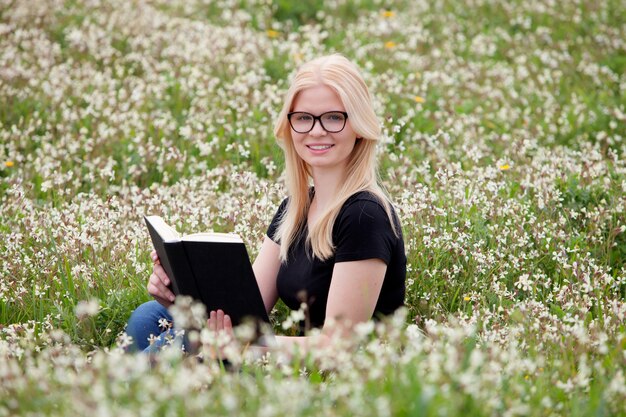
[287,111,348,134]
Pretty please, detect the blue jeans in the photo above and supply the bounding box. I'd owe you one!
[125,300,181,353]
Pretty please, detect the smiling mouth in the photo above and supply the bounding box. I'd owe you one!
[307,145,334,150]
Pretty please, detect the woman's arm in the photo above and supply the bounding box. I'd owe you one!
[273,258,387,349]
[323,258,387,328]
[252,236,282,314]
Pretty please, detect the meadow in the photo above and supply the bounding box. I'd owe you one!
[1,0,625,415]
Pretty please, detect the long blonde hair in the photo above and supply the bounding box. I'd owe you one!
[273,54,396,262]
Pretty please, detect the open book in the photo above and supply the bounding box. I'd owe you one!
[144,215,270,326]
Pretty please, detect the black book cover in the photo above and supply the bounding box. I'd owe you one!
[144,216,270,326]
[183,240,269,326]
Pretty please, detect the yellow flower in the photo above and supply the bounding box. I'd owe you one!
[4,160,14,168]
[382,10,395,18]
[384,41,396,49]
[499,164,511,171]
[266,29,280,38]
[293,52,303,63]
[463,296,471,301]
[414,95,425,103]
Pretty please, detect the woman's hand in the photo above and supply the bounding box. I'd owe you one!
[206,309,236,360]
[207,309,233,335]
[147,250,176,308]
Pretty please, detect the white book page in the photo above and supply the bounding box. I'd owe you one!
[146,215,241,243]
[146,215,181,242]
[181,232,242,243]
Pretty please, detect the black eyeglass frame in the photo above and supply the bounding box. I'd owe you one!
[287,111,349,134]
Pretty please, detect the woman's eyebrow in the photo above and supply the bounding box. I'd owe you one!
[291,108,344,113]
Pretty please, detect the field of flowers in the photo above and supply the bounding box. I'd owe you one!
[1,0,625,415]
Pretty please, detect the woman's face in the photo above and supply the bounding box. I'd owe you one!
[289,84,358,175]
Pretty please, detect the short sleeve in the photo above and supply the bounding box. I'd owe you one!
[334,198,397,264]
[266,198,288,243]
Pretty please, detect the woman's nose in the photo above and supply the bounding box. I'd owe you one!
[309,119,327,136]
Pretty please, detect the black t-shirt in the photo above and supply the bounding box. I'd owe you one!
[266,191,406,329]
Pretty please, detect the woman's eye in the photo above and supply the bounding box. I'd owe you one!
[297,114,313,121]
[324,113,343,121]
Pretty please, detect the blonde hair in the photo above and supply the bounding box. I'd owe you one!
[273,54,397,262]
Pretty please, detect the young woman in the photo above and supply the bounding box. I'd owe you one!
[126,54,406,353]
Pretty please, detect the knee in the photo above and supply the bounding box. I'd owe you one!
[125,301,172,350]
[127,300,170,328]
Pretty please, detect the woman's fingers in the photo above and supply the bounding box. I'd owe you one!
[216,309,224,330]
[148,272,175,303]
[207,310,233,333]
[153,264,170,286]
[208,310,217,332]
[223,313,232,332]
[147,283,172,308]
[146,250,171,307]
[155,273,174,300]
[147,278,162,300]
[150,250,160,265]
[151,264,174,301]
[205,310,236,360]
